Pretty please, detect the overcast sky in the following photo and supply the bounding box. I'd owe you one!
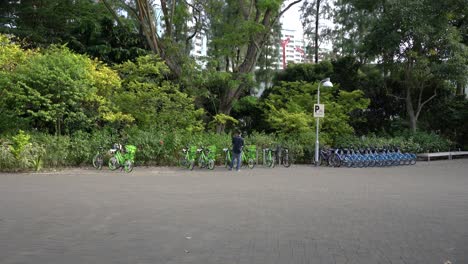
[280,1,304,34]
[280,1,335,48]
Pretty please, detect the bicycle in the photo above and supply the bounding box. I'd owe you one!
[263,147,276,168]
[282,147,291,167]
[108,143,137,173]
[197,146,216,170]
[275,145,291,168]
[92,146,104,170]
[315,147,334,166]
[223,148,232,168]
[242,145,256,169]
[179,145,197,170]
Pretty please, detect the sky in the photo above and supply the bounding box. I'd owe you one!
[280,1,304,34]
[280,1,335,49]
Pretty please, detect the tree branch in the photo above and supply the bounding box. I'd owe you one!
[387,93,405,101]
[417,85,424,109]
[185,0,202,42]
[186,14,199,42]
[272,0,303,26]
[101,0,123,27]
[116,0,138,19]
[160,0,172,37]
[416,89,437,119]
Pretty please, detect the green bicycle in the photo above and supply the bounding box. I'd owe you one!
[263,147,276,168]
[108,143,137,173]
[179,145,197,170]
[242,145,256,169]
[197,146,216,170]
[92,146,104,170]
[224,145,256,169]
[223,147,232,168]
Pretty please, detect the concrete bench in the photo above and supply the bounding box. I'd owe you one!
[418,151,468,161]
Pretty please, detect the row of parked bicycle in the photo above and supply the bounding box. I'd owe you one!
[316,146,417,167]
[178,145,291,170]
[92,143,418,172]
[92,143,137,173]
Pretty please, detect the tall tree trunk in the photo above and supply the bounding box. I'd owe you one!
[456,82,464,96]
[314,0,320,63]
[405,87,418,133]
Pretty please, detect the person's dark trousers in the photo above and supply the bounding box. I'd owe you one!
[230,152,242,171]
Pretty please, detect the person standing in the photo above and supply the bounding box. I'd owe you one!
[230,130,244,171]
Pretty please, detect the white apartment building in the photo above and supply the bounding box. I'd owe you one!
[190,33,207,59]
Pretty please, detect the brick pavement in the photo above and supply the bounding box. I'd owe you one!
[0,160,467,264]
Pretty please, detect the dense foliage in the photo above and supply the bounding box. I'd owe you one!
[0,0,466,171]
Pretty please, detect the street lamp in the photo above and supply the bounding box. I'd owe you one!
[315,78,333,166]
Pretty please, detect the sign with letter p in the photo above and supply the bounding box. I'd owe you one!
[314,104,325,118]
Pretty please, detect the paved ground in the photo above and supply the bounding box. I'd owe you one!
[0,160,467,264]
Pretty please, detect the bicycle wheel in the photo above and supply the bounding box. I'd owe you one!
[208,159,215,170]
[198,156,206,169]
[124,160,134,173]
[189,160,195,170]
[358,159,365,168]
[248,158,255,169]
[331,155,341,167]
[225,155,231,168]
[282,155,291,168]
[93,153,103,170]
[109,157,118,171]
[345,158,353,168]
[267,154,275,168]
[178,156,188,167]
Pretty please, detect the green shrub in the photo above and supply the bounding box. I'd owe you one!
[0,131,46,172]
[10,130,31,160]
[1,128,455,171]
[0,140,15,171]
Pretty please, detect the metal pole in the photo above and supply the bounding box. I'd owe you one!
[315,82,321,166]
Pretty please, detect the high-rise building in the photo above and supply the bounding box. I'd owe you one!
[190,33,207,59]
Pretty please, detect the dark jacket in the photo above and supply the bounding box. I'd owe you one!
[232,135,244,154]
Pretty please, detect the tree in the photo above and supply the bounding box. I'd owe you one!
[102,0,203,77]
[103,0,303,133]
[332,0,373,63]
[1,44,128,135]
[262,81,369,144]
[273,60,333,84]
[114,55,204,131]
[0,34,35,131]
[0,0,148,64]
[300,0,333,63]
[334,0,468,132]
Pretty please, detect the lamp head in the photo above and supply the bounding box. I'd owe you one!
[322,77,333,88]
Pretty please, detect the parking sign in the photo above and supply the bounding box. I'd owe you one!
[314,104,325,118]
